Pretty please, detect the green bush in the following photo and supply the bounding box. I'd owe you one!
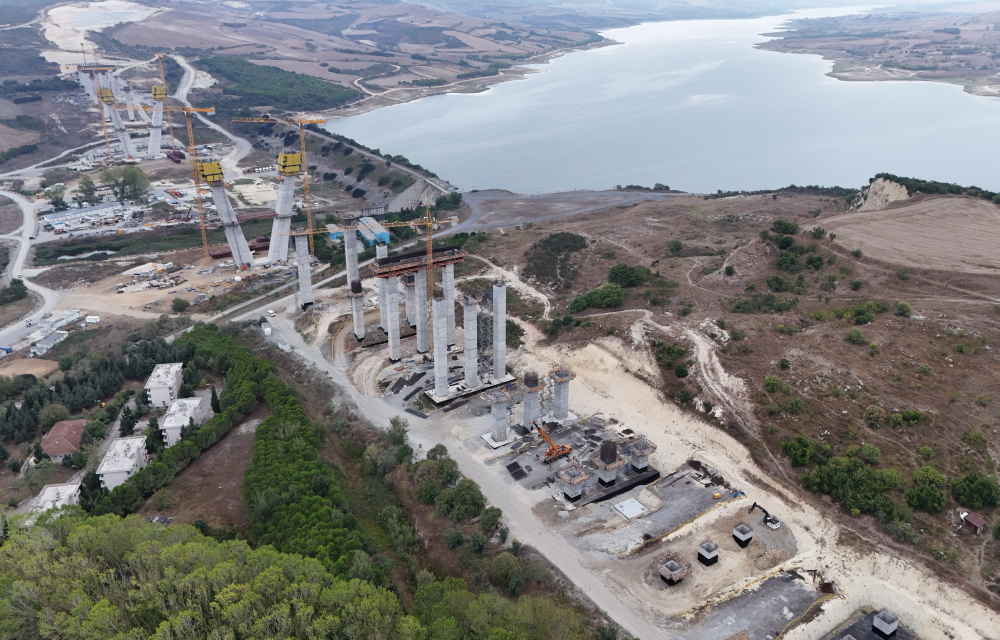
[771,220,799,235]
[801,456,902,517]
[845,328,867,345]
[764,376,781,392]
[489,552,522,594]
[608,263,648,287]
[569,282,626,313]
[918,446,934,459]
[480,506,502,532]
[951,472,1000,509]
[782,436,817,466]
[864,405,886,428]
[469,532,487,555]
[913,466,945,487]
[674,364,688,378]
[905,485,946,513]
[777,358,790,370]
[893,300,912,316]
[860,443,881,465]
[445,528,464,549]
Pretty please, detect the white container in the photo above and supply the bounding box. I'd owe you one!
[85,315,100,324]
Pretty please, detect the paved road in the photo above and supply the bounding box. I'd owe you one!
[0,191,62,346]
[260,313,658,640]
[174,56,252,181]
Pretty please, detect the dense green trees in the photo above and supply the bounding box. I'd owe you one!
[905,466,947,513]
[607,263,648,288]
[569,283,625,313]
[0,339,180,443]
[951,472,1000,509]
[0,513,420,640]
[99,165,150,200]
[196,56,359,111]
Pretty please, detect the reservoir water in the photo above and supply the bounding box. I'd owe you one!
[327,7,1000,194]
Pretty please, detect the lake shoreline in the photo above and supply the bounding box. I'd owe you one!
[312,39,619,122]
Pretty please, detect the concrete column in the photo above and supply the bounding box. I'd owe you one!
[376,244,388,330]
[344,228,359,284]
[443,263,456,346]
[294,236,314,309]
[268,178,295,263]
[404,274,416,326]
[492,281,506,379]
[104,102,139,159]
[349,282,365,341]
[148,100,163,157]
[553,380,569,420]
[490,396,508,441]
[462,299,478,388]
[387,276,401,361]
[523,389,541,427]
[211,184,255,269]
[433,298,449,397]
[415,268,428,353]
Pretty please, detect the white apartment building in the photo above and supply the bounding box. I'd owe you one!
[97,436,148,490]
[160,397,204,448]
[144,363,183,407]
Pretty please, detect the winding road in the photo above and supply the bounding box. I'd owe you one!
[0,191,62,346]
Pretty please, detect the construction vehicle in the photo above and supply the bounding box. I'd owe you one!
[537,427,571,464]
[748,502,781,530]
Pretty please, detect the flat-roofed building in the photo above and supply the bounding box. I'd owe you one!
[160,397,204,447]
[145,362,183,407]
[358,216,390,246]
[97,436,148,490]
[31,482,81,514]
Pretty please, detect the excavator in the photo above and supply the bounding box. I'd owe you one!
[537,427,572,464]
[748,502,781,530]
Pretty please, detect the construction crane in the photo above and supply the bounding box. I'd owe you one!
[143,104,217,262]
[156,54,177,151]
[231,116,327,254]
[748,502,781,530]
[537,427,572,464]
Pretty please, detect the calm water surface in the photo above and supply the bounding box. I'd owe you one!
[327,8,1000,193]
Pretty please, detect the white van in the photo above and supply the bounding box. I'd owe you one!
[267,310,276,318]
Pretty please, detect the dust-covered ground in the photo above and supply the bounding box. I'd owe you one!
[446,185,1000,623]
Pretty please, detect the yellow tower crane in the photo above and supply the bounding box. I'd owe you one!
[142,104,217,262]
[155,54,177,151]
[231,116,327,254]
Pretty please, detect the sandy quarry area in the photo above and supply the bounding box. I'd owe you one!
[824,195,1000,275]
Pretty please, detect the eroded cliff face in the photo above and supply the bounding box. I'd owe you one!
[851,177,910,211]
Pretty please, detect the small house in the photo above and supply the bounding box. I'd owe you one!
[144,362,183,407]
[40,419,86,464]
[31,330,68,356]
[962,511,988,535]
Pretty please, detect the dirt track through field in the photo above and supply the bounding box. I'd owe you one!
[825,196,1000,274]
